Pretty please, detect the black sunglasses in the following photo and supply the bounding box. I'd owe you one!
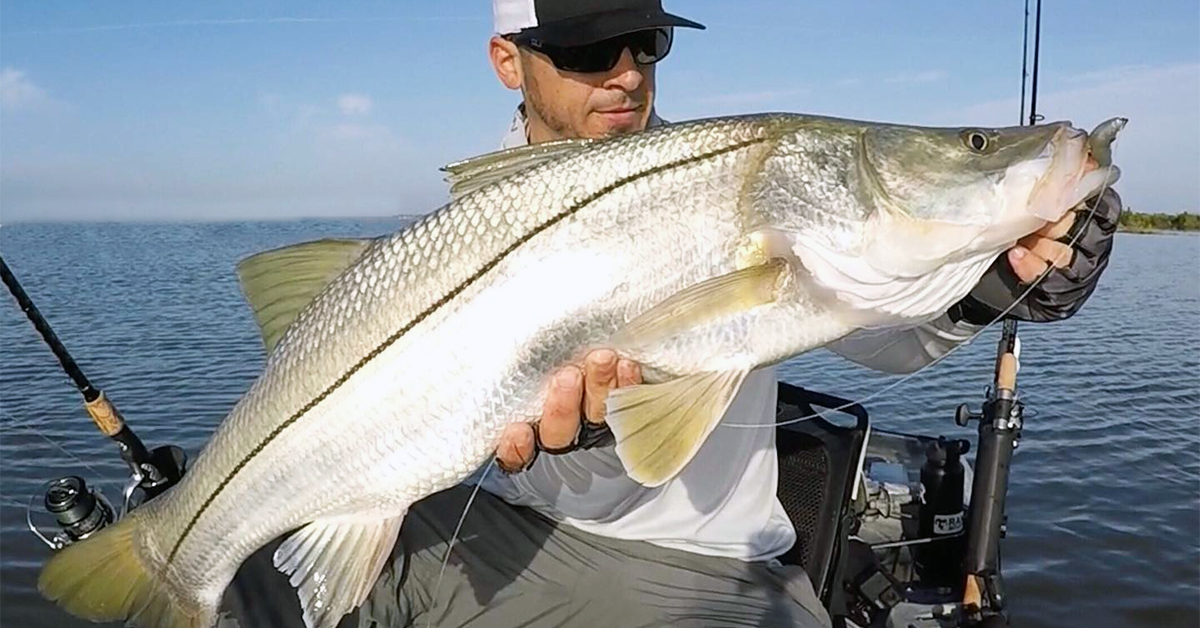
[512,28,673,74]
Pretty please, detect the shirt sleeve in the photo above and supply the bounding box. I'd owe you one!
[822,314,988,374]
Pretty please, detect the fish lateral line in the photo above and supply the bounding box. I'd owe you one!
[166,135,771,564]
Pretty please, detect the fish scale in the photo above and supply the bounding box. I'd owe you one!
[36,113,1123,628]
[143,118,772,584]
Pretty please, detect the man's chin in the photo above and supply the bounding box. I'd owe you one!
[591,110,647,136]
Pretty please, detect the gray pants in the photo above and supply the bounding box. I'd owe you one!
[357,486,831,628]
[221,486,831,628]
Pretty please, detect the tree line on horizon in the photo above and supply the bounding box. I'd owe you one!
[1118,210,1200,232]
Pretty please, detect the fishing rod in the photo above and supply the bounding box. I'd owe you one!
[1,254,185,547]
[958,318,1021,624]
[1,256,153,469]
[958,1,1042,623]
[1027,0,1045,126]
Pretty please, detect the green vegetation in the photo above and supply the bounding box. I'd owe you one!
[1119,210,1200,233]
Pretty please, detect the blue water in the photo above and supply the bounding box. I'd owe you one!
[1,223,1197,627]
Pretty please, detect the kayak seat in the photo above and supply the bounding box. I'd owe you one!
[774,382,869,606]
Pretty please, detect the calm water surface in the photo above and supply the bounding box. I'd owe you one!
[1,222,1197,627]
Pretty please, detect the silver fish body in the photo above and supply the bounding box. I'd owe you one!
[38,113,1123,628]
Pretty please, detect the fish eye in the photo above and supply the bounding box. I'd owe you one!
[962,130,992,153]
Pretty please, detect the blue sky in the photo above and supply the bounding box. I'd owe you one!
[1,1,1197,222]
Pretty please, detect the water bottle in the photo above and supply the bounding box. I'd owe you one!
[917,437,968,586]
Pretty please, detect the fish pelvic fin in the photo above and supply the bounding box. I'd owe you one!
[273,512,406,628]
[38,513,215,628]
[607,369,750,487]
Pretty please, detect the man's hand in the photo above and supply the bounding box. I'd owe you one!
[954,188,1122,325]
[1005,211,1077,283]
[495,349,642,473]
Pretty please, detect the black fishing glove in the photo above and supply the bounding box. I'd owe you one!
[497,421,613,474]
[951,188,1122,325]
[537,421,614,454]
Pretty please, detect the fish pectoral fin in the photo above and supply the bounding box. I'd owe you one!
[273,512,406,628]
[606,369,750,487]
[440,138,591,200]
[611,260,786,352]
[236,238,376,354]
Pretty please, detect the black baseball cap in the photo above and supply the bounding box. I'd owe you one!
[493,0,705,46]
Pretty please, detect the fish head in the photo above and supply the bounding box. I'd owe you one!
[766,116,1123,324]
[857,120,1120,270]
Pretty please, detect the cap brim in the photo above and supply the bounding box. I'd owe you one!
[517,9,705,46]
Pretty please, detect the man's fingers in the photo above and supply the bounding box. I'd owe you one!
[1007,246,1049,284]
[1017,235,1073,268]
[539,366,583,449]
[616,358,642,388]
[583,349,618,423]
[529,351,639,460]
[1035,210,1075,239]
[496,423,537,472]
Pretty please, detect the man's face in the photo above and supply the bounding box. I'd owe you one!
[516,43,657,142]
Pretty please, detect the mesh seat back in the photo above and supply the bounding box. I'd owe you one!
[775,383,869,602]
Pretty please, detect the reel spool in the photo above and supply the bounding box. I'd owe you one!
[28,475,115,550]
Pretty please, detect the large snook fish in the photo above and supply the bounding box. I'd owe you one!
[39,113,1123,628]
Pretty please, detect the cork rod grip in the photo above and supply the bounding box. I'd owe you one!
[996,353,1018,392]
[963,573,983,611]
[85,391,125,437]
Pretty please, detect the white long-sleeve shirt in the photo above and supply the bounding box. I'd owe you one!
[477,106,984,560]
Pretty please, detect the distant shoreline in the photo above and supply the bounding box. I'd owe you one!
[1119,211,1199,233]
[1118,228,1197,235]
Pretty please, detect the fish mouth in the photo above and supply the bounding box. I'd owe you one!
[1026,122,1122,222]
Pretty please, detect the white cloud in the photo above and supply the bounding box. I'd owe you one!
[0,88,420,222]
[885,70,947,85]
[256,91,396,152]
[336,93,373,116]
[0,133,437,223]
[322,121,391,142]
[1062,64,1157,85]
[0,68,51,112]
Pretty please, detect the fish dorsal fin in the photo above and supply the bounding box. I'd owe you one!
[236,238,374,354]
[606,369,751,487]
[274,513,406,628]
[441,138,591,200]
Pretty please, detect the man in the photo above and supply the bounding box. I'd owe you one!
[356,1,1121,626]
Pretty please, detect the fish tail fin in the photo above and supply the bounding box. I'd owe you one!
[38,513,216,628]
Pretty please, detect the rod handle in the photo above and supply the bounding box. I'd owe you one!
[84,391,125,437]
[963,573,983,611]
[996,353,1018,392]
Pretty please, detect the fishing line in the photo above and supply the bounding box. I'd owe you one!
[424,458,496,628]
[726,169,1116,430]
[2,497,31,509]
[2,420,122,489]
